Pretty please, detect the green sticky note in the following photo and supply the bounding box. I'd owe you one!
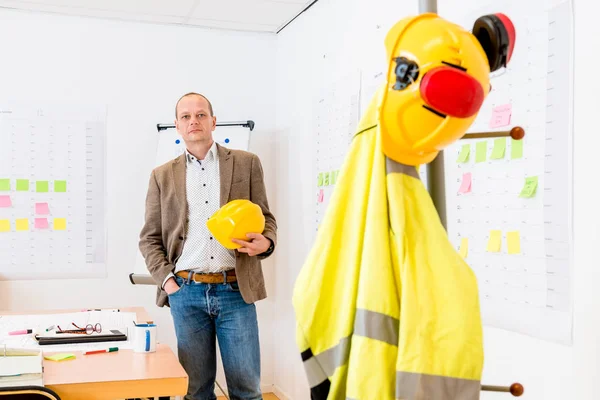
[36,181,49,193]
[519,176,538,198]
[491,138,506,159]
[44,353,75,362]
[16,179,29,191]
[457,144,470,163]
[475,141,487,163]
[324,172,330,186]
[54,180,67,192]
[511,139,523,159]
[317,173,323,187]
[330,170,337,185]
[0,179,9,191]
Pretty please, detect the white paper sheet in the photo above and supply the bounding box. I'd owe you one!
[0,311,137,352]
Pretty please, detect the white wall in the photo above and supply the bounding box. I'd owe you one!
[0,8,278,394]
[272,0,418,398]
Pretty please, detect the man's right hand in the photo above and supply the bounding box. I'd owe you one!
[164,277,181,295]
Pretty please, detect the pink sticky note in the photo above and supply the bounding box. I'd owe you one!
[458,172,472,194]
[489,104,512,128]
[0,195,11,208]
[35,202,50,214]
[317,189,324,203]
[34,218,49,229]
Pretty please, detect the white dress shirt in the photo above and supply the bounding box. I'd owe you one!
[163,142,236,288]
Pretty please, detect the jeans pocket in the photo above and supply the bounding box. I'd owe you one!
[167,276,185,297]
[228,281,240,292]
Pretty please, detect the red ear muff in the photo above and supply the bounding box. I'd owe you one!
[472,13,516,72]
[420,66,485,118]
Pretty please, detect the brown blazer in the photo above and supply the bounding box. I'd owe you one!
[139,143,277,307]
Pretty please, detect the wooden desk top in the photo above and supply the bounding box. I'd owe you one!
[0,307,188,400]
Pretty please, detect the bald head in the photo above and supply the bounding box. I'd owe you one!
[175,92,214,119]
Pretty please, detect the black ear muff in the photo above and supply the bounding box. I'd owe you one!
[472,13,516,72]
[393,57,419,90]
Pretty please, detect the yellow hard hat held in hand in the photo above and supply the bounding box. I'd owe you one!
[206,199,265,250]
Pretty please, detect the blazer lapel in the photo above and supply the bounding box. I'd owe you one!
[172,153,187,220]
[218,143,233,206]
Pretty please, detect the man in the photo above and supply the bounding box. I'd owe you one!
[139,92,277,400]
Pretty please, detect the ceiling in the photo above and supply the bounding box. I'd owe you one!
[0,0,316,33]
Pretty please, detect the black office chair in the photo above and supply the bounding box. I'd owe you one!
[0,386,61,399]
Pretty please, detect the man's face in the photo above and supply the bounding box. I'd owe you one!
[175,95,216,144]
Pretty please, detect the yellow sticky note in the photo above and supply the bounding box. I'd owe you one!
[507,231,521,254]
[16,218,29,231]
[486,230,502,252]
[54,218,67,231]
[491,138,506,159]
[0,220,9,232]
[44,353,75,362]
[459,238,468,259]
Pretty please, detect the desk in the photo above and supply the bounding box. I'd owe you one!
[1,307,188,400]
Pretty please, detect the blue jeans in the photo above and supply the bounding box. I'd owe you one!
[169,275,262,400]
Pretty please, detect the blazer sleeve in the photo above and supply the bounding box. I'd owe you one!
[139,169,174,286]
[250,154,277,258]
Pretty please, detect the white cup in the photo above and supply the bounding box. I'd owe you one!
[132,324,157,353]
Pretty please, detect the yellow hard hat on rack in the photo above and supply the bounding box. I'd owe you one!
[206,199,265,249]
[379,12,515,165]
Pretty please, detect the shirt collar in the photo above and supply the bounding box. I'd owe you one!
[185,141,218,164]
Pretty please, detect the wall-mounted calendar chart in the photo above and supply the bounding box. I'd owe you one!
[0,102,107,280]
[442,0,573,344]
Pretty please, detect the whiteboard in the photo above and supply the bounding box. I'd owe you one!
[133,125,252,276]
[0,101,107,280]
[442,0,573,344]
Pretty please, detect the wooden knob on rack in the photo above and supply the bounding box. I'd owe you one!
[510,383,524,396]
[510,126,525,140]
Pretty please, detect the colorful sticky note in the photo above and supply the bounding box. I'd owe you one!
[330,170,337,185]
[0,220,9,232]
[0,195,11,208]
[0,179,9,191]
[457,144,470,163]
[519,176,538,198]
[35,218,49,229]
[489,103,512,128]
[458,172,472,194]
[16,179,29,191]
[44,353,75,362]
[36,181,49,193]
[35,202,49,214]
[491,138,506,159]
[475,141,487,163]
[54,180,67,192]
[511,139,523,160]
[507,231,521,254]
[16,219,29,232]
[317,189,324,203]
[317,173,323,187]
[459,238,468,259]
[324,172,330,186]
[486,230,502,252]
[54,218,67,231]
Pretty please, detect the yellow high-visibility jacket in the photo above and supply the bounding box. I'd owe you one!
[293,87,484,400]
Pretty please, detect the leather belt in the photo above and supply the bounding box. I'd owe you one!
[176,270,236,284]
